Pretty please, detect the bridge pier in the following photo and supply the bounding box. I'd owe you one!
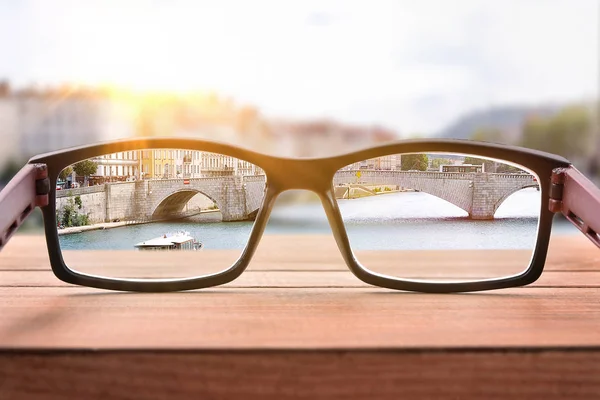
[470,175,496,219]
[469,207,496,220]
[469,173,535,220]
[219,177,249,221]
[133,180,150,220]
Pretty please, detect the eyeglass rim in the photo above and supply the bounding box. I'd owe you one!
[31,136,569,166]
[34,138,570,292]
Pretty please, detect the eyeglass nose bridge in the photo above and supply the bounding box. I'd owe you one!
[263,158,338,193]
[254,168,357,273]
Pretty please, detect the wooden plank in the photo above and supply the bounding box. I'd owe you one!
[1,286,599,349]
[1,351,599,400]
[3,234,600,272]
[1,270,600,288]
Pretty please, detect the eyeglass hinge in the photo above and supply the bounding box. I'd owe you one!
[549,168,567,213]
[34,164,50,207]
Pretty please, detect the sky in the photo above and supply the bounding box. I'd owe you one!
[0,0,597,134]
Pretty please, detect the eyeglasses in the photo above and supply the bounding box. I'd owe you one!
[1,138,598,293]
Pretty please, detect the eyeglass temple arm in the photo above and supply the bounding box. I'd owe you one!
[0,164,49,251]
[550,166,600,249]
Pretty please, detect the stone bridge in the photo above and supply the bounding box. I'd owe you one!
[57,170,537,223]
[333,170,538,219]
[56,175,266,223]
[144,175,266,221]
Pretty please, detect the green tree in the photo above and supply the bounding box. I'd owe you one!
[73,160,98,178]
[547,106,592,159]
[430,158,452,170]
[58,197,90,227]
[521,117,549,151]
[59,166,73,181]
[521,105,592,160]
[495,164,522,174]
[0,159,24,185]
[470,128,506,143]
[401,154,428,171]
[463,156,497,173]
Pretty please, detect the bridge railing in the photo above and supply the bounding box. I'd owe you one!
[488,173,536,179]
[333,170,479,182]
[333,170,534,182]
[242,175,267,183]
[149,177,234,184]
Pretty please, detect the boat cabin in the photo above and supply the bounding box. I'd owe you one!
[134,233,201,251]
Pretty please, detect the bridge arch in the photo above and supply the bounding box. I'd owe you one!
[146,176,265,222]
[396,177,473,216]
[151,189,221,219]
[334,170,474,216]
[333,170,538,219]
[491,183,540,217]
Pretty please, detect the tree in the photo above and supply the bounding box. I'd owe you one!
[59,166,73,181]
[521,116,549,151]
[58,196,89,228]
[495,164,522,174]
[401,154,428,171]
[547,106,592,160]
[463,156,496,173]
[0,159,24,185]
[521,105,592,160]
[470,128,506,143]
[430,158,451,170]
[73,160,98,178]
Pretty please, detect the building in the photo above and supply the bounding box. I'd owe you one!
[268,120,398,157]
[149,149,176,179]
[0,85,139,163]
[1,84,270,166]
[440,164,484,173]
[14,89,133,158]
[135,94,270,152]
[93,151,142,181]
[199,151,262,177]
[171,149,202,178]
[341,154,402,171]
[135,149,262,179]
[1,82,401,180]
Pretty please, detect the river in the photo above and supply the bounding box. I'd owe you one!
[59,188,577,252]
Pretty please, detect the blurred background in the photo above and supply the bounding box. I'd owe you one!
[0,0,598,188]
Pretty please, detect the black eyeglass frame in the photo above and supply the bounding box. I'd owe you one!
[2,138,599,293]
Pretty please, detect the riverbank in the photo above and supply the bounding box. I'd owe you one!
[57,209,221,236]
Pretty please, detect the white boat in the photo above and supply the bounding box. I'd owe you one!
[134,231,203,251]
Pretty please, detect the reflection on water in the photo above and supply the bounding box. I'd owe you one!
[59,188,544,251]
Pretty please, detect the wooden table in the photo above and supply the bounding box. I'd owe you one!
[0,234,599,399]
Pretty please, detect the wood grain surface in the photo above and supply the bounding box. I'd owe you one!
[0,233,599,399]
